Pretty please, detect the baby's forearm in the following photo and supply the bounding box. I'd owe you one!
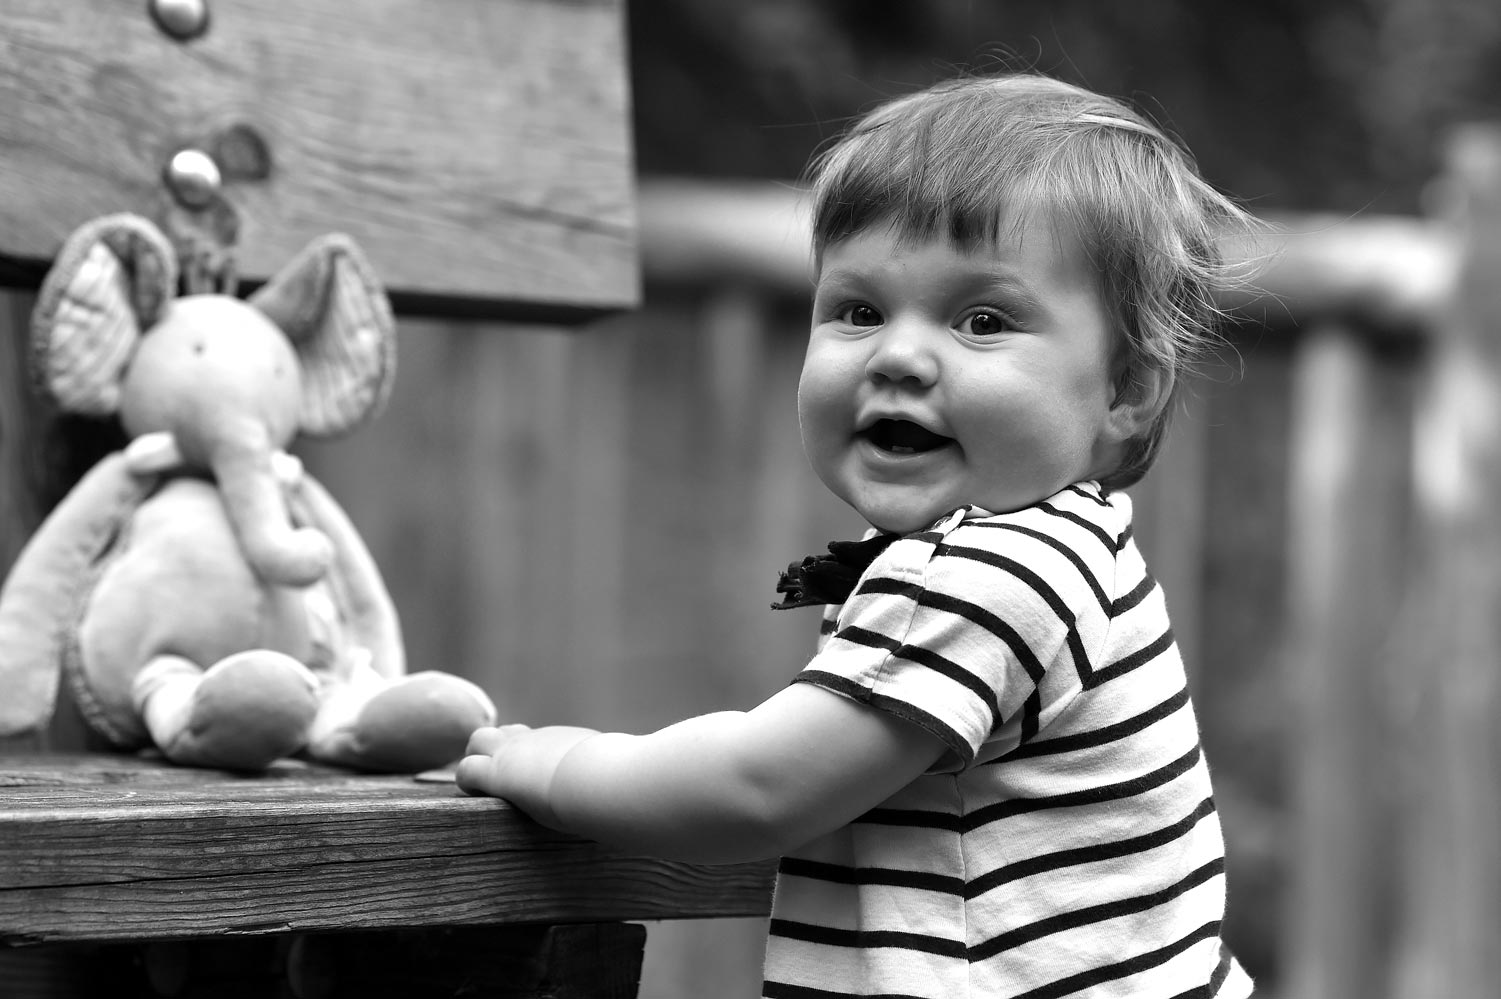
[458,684,947,866]
[548,713,794,864]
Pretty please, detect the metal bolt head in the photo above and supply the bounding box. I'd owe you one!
[165,148,222,208]
[148,0,210,41]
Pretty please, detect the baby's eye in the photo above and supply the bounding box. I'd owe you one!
[959,309,1015,338]
[841,304,882,327]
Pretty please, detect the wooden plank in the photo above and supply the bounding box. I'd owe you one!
[0,0,638,318]
[0,753,774,945]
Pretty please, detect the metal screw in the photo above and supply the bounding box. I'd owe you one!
[148,0,210,42]
[164,148,222,208]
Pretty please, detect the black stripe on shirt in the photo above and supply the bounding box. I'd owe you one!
[855,804,966,832]
[851,575,923,603]
[1166,950,1242,999]
[1007,920,1223,999]
[969,857,1225,960]
[929,541,1104,697]
[1036,500,1119,553]
[1018,685,1042,745]
[962,744,1203,833]
[1110,573,1157,617]
[914,588,1048,686]
[829,623,1004,728]
[777,856,965,895]
[1066,483,1111,507]
[862,544,1115,704]
[946,530,1110,615]
[965,797,1218,900]
[768,918,967,959]
[1085,628,1175,689]
[999,685,1191,762]
[853,577,1054,691]
[783,796,1220,905]
[763,980,932,999]
[858,744,1200,833]
[917,547,1092,687]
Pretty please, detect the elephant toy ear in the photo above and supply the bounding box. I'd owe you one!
[250,234,396,437]
[30,214,178,416]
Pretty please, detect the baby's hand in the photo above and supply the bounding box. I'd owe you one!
[455,724,601,829]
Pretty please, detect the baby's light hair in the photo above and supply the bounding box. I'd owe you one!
[808,73,1260,489]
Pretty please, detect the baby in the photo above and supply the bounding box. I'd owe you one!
[458,72,1258,998]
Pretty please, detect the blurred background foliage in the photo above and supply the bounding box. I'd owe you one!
[629,0,1501,214]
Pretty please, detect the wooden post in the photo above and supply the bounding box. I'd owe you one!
[1394,124,1501,997]
[1279,324,1412,999]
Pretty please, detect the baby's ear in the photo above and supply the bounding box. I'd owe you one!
[1105,361,1173,444]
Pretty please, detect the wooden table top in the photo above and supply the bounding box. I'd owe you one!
[0,753,775,946]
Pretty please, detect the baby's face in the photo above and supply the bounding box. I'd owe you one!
[798,215,1128,534]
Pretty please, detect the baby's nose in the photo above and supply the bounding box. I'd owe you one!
[865,322,938,386]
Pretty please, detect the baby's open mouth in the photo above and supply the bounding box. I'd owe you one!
[862,419,952,455]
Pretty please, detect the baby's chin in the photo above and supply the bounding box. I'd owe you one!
[859,491,1055,534]
[859,506,953,537]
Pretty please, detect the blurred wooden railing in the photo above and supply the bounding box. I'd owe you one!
[3,130,1499,999]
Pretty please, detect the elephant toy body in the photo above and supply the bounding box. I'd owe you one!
[0,214,496,772]
[86,478,315,695]
[76,474,330,753]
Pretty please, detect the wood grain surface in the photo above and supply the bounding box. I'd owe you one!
[0,753,774,945]
[0,0,638,318]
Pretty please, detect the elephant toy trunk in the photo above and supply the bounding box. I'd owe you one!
[200,422,334,588]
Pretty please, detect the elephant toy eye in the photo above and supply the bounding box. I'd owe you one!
[193,341,205,355]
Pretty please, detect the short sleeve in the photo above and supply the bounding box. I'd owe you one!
[793,499,1118,772]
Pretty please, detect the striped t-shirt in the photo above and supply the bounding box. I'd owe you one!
[763,482,1253,999]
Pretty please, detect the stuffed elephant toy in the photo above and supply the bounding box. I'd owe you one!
[0,213,496,772]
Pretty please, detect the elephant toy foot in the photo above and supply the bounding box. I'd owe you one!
[308,671,497,773]
[133,651,320,771]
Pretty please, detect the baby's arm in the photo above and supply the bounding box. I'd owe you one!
[455,682,947,864]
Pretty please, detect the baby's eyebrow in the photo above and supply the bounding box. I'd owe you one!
[966,272,1046,313]
[813,266,865,289]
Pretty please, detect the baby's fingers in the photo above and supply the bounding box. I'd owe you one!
[454,753,501,796]
[456,725,527,797]
[465,723,530,756]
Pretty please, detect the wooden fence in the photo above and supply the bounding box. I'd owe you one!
[4,128,1501,998]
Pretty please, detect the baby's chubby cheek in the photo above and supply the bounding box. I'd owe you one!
[794,381,844,452]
